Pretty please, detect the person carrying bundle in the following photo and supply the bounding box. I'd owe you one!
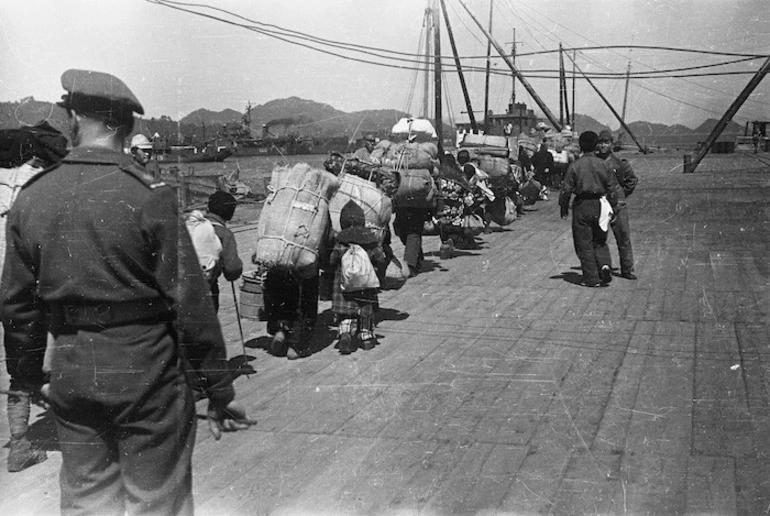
[254,163,339,359]
[330,201,388,354]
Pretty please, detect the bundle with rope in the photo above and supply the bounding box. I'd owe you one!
[323,151,399,197]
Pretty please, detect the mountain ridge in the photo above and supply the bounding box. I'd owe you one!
[1,96,743,148]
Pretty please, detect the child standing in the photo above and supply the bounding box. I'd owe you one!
[330,201,388,354]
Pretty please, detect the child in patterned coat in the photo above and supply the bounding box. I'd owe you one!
[330,200,388,354]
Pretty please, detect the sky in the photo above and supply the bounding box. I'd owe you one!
[1,0,768,131]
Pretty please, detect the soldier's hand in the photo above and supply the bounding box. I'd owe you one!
[207,400,256,440]
[34,383,51,410]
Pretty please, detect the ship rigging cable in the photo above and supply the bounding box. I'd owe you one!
[148,0,765,76]
[148,0,768,120]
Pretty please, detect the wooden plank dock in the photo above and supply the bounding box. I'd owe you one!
[1,152,769,515]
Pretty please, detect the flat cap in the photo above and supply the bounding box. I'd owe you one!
[58,69,144,116]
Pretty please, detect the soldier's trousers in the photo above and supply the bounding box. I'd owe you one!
[611,205,635,274]
[49,323,196,516]
[572,198,612,284]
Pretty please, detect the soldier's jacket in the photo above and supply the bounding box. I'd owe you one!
[601,152,638,202]
[559,154,619,215]
[1,147,234,406]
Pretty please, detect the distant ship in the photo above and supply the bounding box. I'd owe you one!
[217,103,315,156]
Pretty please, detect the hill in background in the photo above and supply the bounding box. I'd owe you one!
[0,96,745,150]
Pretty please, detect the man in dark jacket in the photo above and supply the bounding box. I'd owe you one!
[206,191,244,311]
[559,131,618,287]
[1,69,254,515]
[596,130,639,279]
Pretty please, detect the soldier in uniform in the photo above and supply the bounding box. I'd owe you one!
[0,69,254,515]
[596,130,638,280]
[559,131,618,287]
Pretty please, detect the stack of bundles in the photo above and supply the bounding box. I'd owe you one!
[323,151,400,197]
[329,173,392,243]
[474,155,511,179]
[253,163,340,278]
[371,141,439,170]
[565,140,581,161]
[517,136,538,154]
[459,133,509,158]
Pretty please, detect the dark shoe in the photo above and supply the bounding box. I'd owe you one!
[8,438,47,472]
[270,330,288,355]
[338,333,353,355]
[407,266,419,278]
[360,337,377,351]
[620,272,638,280]
[600,266,613,284]
[583,280,602,288]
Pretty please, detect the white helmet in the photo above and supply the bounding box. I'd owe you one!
[131,134,150,149]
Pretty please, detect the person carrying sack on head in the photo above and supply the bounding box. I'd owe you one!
[330,200,388,354]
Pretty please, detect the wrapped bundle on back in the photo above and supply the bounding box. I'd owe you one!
[394,168,437,208]
[329,173,393,243]
[474,155,511,178]
[377,142,439,170]
[254,163,340,278]
[323,152,400,197]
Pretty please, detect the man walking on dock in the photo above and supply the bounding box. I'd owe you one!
[559,131,618,287]
[1,69,254,515]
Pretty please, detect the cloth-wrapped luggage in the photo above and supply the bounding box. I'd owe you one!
[393,168,438,208]
[329,173,393,243]
[253,163,339,278]
[474,155,511,178]
[371,141,438,170]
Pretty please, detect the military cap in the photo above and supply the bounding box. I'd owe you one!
[58,69,144,116]
[598,130,614,142]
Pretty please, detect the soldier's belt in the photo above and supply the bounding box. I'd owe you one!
[48,299,172,329]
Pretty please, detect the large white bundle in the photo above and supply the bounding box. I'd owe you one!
[329,173,392,243]
[460,133,509,149]
[254,163,340,278]
[391,117,437,137]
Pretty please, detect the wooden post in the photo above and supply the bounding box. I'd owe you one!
[439,0,477,133]
[483,0,493,133]
[433,7,444,156]
[688,55,770,173]
[457,0,562,131]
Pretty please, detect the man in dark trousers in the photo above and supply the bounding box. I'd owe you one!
[559,131,618,287]
[596,130,639,279]
[1,69,254,515]
[206,191,244,311]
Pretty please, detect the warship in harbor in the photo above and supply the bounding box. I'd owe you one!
[217,103,314,156]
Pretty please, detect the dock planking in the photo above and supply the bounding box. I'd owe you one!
[1,152,769,515]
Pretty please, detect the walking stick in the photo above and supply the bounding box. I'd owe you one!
[230,281,250,378]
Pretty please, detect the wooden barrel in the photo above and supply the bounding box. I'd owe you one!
[239,271,265,320]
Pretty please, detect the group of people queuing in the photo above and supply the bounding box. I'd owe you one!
[0,69,638,515]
